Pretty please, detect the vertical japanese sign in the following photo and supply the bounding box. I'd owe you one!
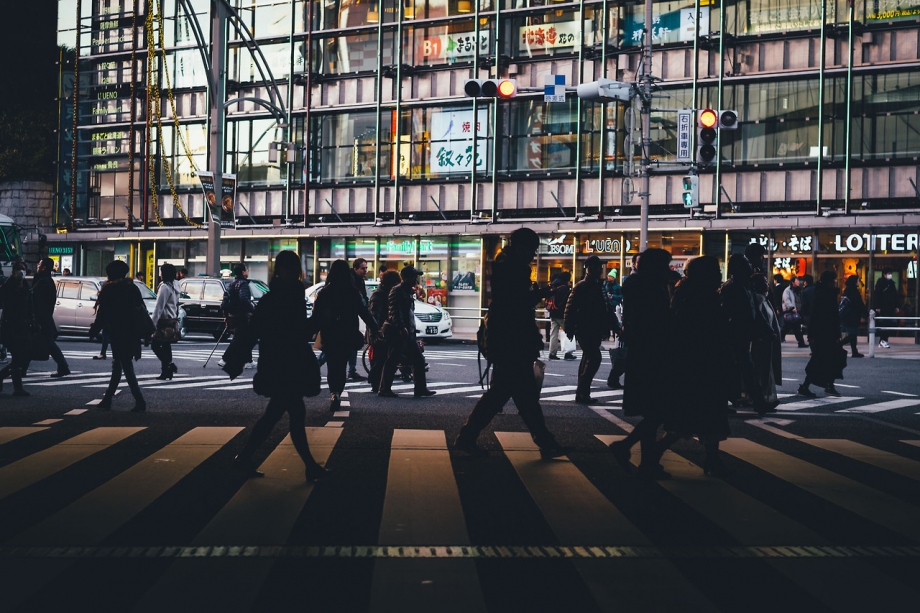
[429,109,488,174]
[220,174,237,228]
[676,109,692,162]
[196,171,219,222]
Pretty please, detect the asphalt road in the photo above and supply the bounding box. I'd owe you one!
[0,335,918,611]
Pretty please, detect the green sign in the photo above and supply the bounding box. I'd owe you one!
[48,246,74,255]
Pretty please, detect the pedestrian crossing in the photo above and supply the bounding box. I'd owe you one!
[0,423,918,610]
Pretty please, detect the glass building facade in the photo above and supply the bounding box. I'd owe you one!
[54,0,920,321]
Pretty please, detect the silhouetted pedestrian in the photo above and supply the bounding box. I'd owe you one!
[781,276,808,347]
[0,262,33,396]
[839,275,867,357]
[368,270,400,393]
[564,255,616,404]
[89,260,148,412]
[455,228,569,459]
[798,271,847,398]
[378,266,435,398]
[546,272,571,360]
[348,258,370,381]
[313,259,378,411]
[151,263,180,380]
[874,267,898,348]
[33,257,71,377]
[607,248,674,479]
[751,273,782,411]
[223,250,328,482]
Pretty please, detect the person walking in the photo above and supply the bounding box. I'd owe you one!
[770,273,788,323]
[378,266,435,398]
[564,256,615,404]
[0,262,34,396]
[32,257,71,377]
[799,273,816,333]
[223,263,255,336]
[606,248,675,479]
[348,258,370,381]
[546,272,571,360]
[839,275,867,357]
[604,268,623,312]
[454,228,569,459]
[645,256,733,477]
[312,259,378,411]
[798,271,847,398]
[222,250,328,482]
[368,270,401,393]
[874,267,898,348]
[751,274,782,411]
[89,260,148,412]
[781,276,808,347]
[151,263,180,380]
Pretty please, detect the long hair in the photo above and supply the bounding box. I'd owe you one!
[637,248,672,282]
[380,270,401,290]
[272,250,303,282]
[160,263,177,283]
[325,259,351,287]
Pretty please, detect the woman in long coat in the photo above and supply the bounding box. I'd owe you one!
[312,259,378,412]
[607,248,674,479]
[224,250,327,481]
[368,270,401,393]
[0,262,34,396]
[798,270,847,397]
[151,263,181,380]
[751,273,782,411]
[839,275,867,358]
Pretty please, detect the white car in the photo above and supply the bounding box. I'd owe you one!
[305,281,452,342]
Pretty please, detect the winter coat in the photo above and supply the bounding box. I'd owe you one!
[313,280,377,356]
[547,282,570,320]
[781,284,801,313]
[563,276,613,341]
[839,286,866,332]
[486,249,547,363]
[805,284,847,387]
[0,275,33,347]
[621,270,673,419]
[769,280,787,314]
[152,280,180,323]
[368,284,392,343]
[224,277,320,398]
[352,271,369,306]
[720,277,768,344]
[90,278,145,360]
[225,277,255,316]
[662,279,731,440]
[753,293,783,402]
[387,282,417,336]
[31,270,59,337]
[800,285,816,324]
[874,277,898,314]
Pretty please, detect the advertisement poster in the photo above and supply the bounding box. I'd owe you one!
[519,21,585,51]
[197,171,219,222]
[624,7,709,46]
[429,109,488,174]
[451,266,479,292]
[426,288,448,308]
[220,174,237,228]
[419,31,489,62]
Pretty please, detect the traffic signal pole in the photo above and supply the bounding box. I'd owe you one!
[206,0,227,277]
[639,0,653,251]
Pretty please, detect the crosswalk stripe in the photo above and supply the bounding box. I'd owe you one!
[720,438,920,542]
[2,427,244,611]
[902,440,920,449]
[594,434,920,609]
[495,431,713,611]
[542,389,623,402]
[0,427,145,501]
[836,398,920,414]
[26,373,163,387]
[778,396,863,411]
[800,439,920,481]
[80,375,235,389]
[371,429,486,612]
[32,419,62,426]
[0,427,48,446]
[135,428,342,611]
[348,381,459,394]
[135,376,238,390]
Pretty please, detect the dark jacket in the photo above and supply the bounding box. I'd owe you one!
[486,249,548,362]
[719,277,763,344]
[226,277,255,316]
[769,280,788,314]
[90,278,145,360]
[368,284,392,343]
[0,275,33,346]
[548,283,570,320]
[621,270,673,418]
[387,282,417,336]
[800,284,816,323]
[840,286,867,330]
[313,281,377,354]
[31,270,59,336]
[224,277,321,398]
[564,276,613,340]
[352,271,369,307]
[874,276,898,313]
[805,283,847,386]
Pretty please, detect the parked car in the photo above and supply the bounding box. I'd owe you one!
[304,281,452,342]
[178,276,269,338]
[50,276,187,338]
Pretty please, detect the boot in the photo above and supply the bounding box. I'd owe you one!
[97,395,113,410]
[131,397,147,412]
[168,362,178,374]
[156,367,172,381]
[11,369,29,397]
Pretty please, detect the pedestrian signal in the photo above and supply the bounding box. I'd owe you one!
[681,175,699,208]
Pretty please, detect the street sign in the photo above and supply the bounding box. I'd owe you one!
[676,109,692,162]
[544,75,566,103]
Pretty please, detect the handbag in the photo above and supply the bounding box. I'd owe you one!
[153,317,181,343]
[783,310,801,325]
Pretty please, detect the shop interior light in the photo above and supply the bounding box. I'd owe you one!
[458,0,471,13]
[368,3,379,22]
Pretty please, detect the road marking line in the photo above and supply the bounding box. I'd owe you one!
[348,381,460,394]
[901,440,920,449]
[881,390,918,397]
[778,396,863,411]
[332,411,350,418]
[27,373,162,387]
[0,427,48,446]
[32,419,62,426]
[835,383,860,388]
[63,409,88,415]
[800,439,920,481]
[745,419,802,439]
[542,389,623,402]
[590,409,635,433]
[340,401,351,407]
[837,399,920,414]
[324,422,344,428]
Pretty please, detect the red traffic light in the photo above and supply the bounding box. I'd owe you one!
[699,109,718,129]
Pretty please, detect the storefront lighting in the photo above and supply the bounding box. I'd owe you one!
[368,3,379,23]
[404,0,415,18]
[458,1,472,13]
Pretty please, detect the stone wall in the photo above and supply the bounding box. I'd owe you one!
[0,181,55,264]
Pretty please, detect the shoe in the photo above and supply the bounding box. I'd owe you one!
[548,353,560,360]
[49,370,71,378]
[131,400,147,413]
[539,444,572,460]
[879,340,890,348]
[156,371,173,380]
[563,352,576,360]
[574,395,596,405]
[797,385,817,398]
[755,400,779,416]
[378,390,398,398]
[607,380,622,390]
[305,463,330,482]
[348,372,366,381]
[97,396,112,410]
[12,389,30,397]
[218,359,226,367]
[414,390,437,398]
[244,362,254,369]
[703,456,733,478]
[454,435,488,456]
[797,343,809,348]
[824,386,841,397]
[636,464,671,480]
[329,394,341,412]
[168,363,178,373]
[232,455,264,478]
[93,355,107,360]
[852,352,864,358]
[608,440,635,472]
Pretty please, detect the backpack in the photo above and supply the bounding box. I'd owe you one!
[221,279,244,316]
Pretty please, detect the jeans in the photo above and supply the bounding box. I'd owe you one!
[49,340,70,372]
[152,340,173,370]
[381,335,427,394]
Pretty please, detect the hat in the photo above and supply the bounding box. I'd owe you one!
[584,255,602,269]
[607,269,617,279]
[400,265,420,279]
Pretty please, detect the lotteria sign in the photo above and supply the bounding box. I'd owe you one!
[833,233,920,252]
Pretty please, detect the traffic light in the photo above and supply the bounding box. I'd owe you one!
[464,78,518,99]
[719,109,739,129]
[681,175,699,208]
[697,108,718,165]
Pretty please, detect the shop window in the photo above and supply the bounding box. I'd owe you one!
[227,118,286,185]
[312,31,396,75]
[510,7,594,59]
[404,20,487,68]
[310,111,379,182]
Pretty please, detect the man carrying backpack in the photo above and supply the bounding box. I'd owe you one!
[220,264,255,370]
[546,272,572,360]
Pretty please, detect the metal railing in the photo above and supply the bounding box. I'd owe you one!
[443,306,553,324]
[867,310,920,357]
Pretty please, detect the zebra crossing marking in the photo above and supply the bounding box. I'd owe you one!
[63,409,88,416]
[542,389,623,402]
[720,438,920,542]
[837,398,920,414]
[325,422,344,428]
[0,427,48,446]
[135,428,341,611]
[882,390,918,397]
[800,439,920,481]
[594,434,920,610]
[0,427,146,501]
[745,419,802,439]
[778,395,863,411]
[333,411,350,418]
[902,440,920,449]
[32,419,62,426]
[495,431,713,611]
[371,429,486,612]
[28,373,163,387]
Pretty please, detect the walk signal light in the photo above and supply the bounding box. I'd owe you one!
[464,78,518,99]
[697,109,718,165]
[681,175,699,208]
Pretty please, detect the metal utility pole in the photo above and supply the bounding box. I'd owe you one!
[206,0,227,277]
[639,0,653,250]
